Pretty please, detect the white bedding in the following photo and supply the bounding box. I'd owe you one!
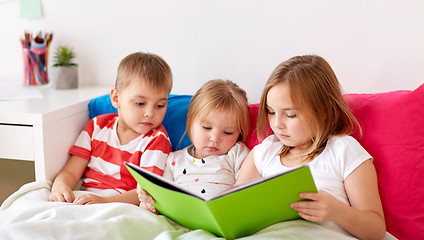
[0,181,395,240]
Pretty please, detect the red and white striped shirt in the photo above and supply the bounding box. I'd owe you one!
[69,113,171,195]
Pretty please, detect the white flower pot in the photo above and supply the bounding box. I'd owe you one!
[50,65,78,89]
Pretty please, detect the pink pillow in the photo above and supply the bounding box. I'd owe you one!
[245,104,273,149]
[245,104,260,149]
[344,84,424,240]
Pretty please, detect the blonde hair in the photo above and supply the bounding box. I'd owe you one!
[115,52,172,92]
[186,79,250,142]
[257,55,360,161]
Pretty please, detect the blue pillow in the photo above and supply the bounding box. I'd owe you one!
[88,94,192,151]
[88,94,117,118]
[162,94,192,151]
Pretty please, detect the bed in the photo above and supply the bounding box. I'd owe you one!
[1,84,423,240]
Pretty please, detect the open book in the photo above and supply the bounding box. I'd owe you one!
[125,162,317,239]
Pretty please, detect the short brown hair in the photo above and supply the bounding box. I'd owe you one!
[186,79,250,142]
[115,52,172,92]
[257,55,360,160]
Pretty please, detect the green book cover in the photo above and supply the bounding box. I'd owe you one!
[125,162,317,240]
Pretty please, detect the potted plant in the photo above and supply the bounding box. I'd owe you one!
[50,45,78,89]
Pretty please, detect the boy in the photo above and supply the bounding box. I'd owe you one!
[49,52,173,205]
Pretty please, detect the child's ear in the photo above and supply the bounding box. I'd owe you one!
[110,88,120,109]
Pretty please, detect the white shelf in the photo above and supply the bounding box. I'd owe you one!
[0,86,112,181]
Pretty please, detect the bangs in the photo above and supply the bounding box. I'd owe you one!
[196,103,249,141]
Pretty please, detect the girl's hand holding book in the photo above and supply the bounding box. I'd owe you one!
[137,185,158,214]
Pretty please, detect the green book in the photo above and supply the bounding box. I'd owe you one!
[125,162,317,240]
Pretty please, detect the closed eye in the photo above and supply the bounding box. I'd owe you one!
[266,106,275,115]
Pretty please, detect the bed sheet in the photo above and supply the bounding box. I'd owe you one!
[0,181,395,240]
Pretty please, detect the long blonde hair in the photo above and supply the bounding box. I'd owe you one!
[257,55,360,161]
[186,79,250,142]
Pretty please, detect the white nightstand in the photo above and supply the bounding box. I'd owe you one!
[0,86,112,182]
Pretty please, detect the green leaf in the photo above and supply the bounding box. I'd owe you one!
[53,45,78,66]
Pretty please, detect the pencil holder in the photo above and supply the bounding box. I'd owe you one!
[20,32,53,86]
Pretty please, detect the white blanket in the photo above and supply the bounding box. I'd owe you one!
[0,181,395,240]
[0,181,183,240]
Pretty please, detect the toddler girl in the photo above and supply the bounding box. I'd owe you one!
[138,79,251,213]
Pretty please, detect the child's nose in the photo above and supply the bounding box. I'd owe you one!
[144,106,154,118]
[272,116,284,129]
[209,131,220,142]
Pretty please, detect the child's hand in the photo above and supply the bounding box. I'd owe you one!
[137,186,157,214]
[290,190,345,222]
[73,193,106,205]
[49,186,75,203]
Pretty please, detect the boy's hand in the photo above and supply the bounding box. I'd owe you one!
[137,186,158,214]
[73,193,106,205]
[49,186,75,203]
[49,155,88,203]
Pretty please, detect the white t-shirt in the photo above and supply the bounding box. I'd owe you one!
[253,134,372,235]
[163,142,250,199]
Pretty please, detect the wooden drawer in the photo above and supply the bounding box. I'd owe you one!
[0,124,34,161]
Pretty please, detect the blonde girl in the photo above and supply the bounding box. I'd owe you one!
[139,79,250,213]
[236,55,386,240]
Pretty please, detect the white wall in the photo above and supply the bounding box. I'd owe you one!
[1,0,423,103]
